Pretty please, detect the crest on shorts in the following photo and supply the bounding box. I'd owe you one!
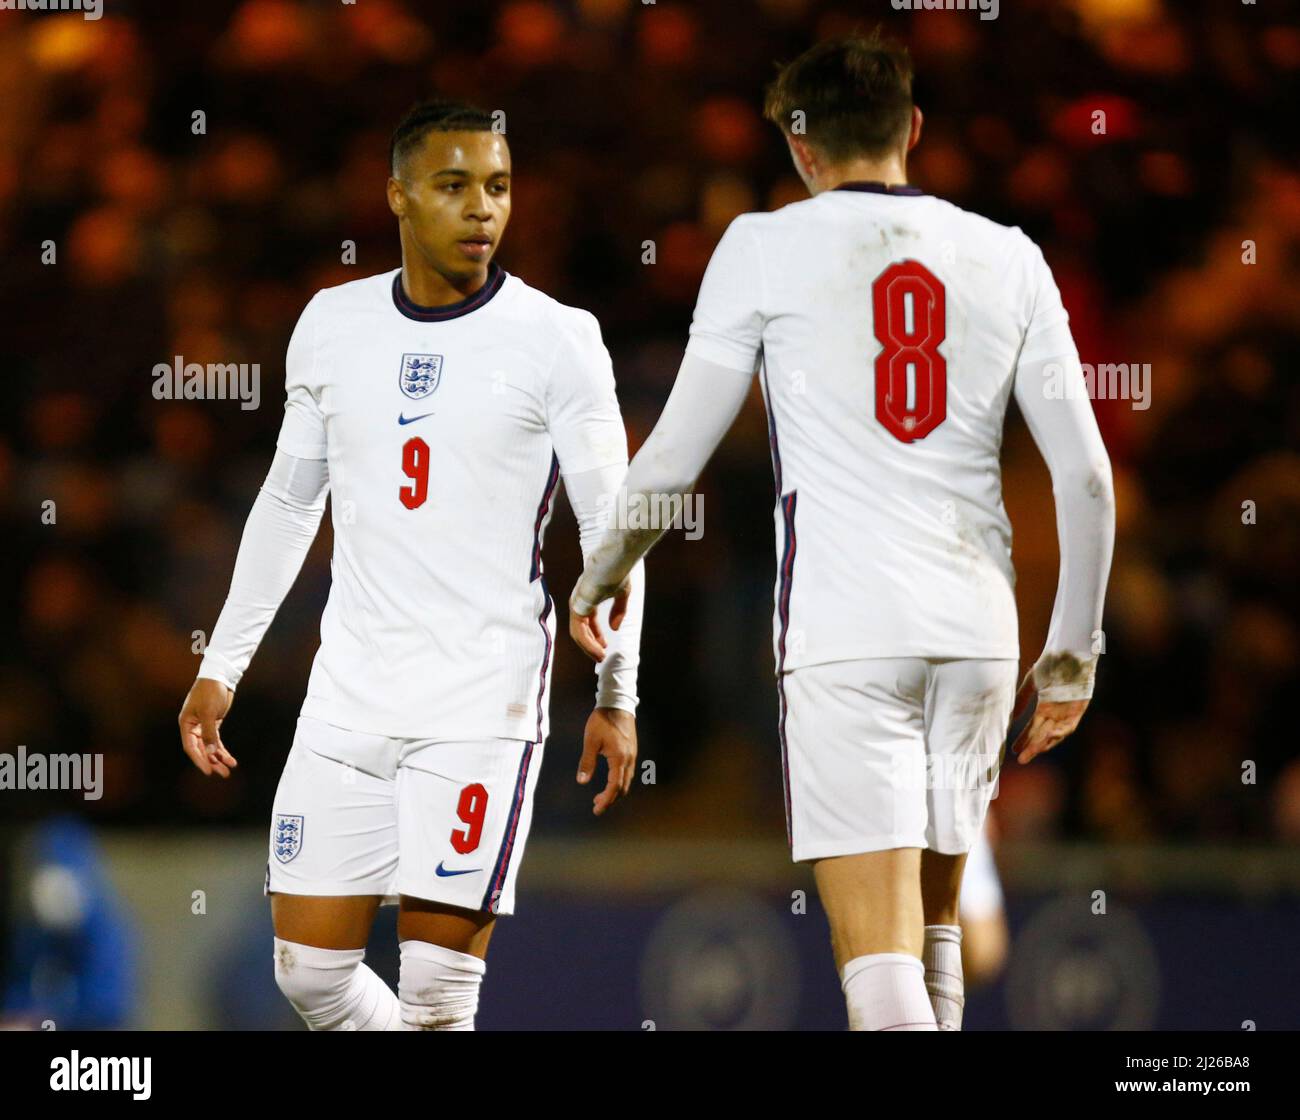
[399,353,443,400]
[273,814,304,863]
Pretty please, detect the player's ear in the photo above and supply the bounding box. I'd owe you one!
[906,106,923,152]
[386,175,406,218]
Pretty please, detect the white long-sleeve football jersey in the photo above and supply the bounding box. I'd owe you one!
[201,264,641,740]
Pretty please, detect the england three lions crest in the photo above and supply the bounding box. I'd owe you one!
[273,814,303,863]
[399,353,443,400]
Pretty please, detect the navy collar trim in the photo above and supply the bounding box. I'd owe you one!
[833,181,926,197]
[392,263,506,322]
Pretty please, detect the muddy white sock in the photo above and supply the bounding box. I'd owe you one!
[273,938,401,1031]
[398,939,486,1031]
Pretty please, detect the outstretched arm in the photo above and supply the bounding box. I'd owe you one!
[571,214,764,626]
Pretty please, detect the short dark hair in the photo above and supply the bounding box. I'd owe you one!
[763,31,914,161]
[389,99,497,175]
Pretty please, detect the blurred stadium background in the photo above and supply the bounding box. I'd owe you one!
[2,0,1299,1030]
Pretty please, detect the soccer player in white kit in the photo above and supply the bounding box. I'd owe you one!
[570,34,1114,1031]
[177,101,644,1030]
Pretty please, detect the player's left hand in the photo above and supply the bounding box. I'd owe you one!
[577,707,637,815]
[1008,674,1088,764]
[568,578,631,662]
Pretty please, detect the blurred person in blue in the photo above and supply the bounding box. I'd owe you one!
[1,815,136,1030]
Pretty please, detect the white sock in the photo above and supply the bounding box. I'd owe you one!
[273,937,402,1031]
[923,924,965,1031]
[841,952,938,1031]
[398,939,486,1031]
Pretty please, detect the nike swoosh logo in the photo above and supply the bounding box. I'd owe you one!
[435,862,481,878]
[399,412,435,425]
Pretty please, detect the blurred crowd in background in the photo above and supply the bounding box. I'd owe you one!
[2,0,1298,852]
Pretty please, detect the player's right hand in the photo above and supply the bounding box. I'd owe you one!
[178,678,238,778]
[1007,674,1088,764]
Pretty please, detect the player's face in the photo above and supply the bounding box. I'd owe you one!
[389,130,512,278]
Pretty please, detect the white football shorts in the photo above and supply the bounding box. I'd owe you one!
[266,715,543,916]
[779,657,1018,861]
